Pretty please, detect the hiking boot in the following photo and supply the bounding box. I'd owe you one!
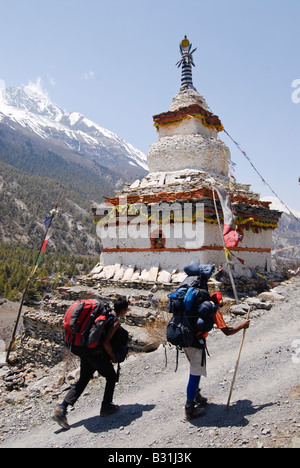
[100,403,120,417]
[185,403,206,421]
[195,389,208,406]
[53,407,70,430]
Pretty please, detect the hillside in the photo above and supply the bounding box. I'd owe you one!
[262,197,300,261]
[0,83,148,256]
[0,159,101,255]
[272,213,300,260]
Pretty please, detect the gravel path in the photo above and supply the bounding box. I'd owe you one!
[0,278,300,449]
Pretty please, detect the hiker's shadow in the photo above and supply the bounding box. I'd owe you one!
[71,403,155,434]
[189,399,276,429]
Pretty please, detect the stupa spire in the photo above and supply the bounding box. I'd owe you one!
[176,35,197,91]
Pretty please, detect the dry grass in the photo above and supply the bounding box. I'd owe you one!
[220,300,235,316]
[144,314,169,347]
[144,297,169,347]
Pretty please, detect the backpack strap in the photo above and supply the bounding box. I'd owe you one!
[116,363,121,382]
[163,343,168,368]
[175,347,179,373]
[197,338,209,366]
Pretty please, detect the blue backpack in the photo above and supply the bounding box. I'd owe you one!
[166,276,211,349]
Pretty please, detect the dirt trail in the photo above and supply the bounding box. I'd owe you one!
[0,278,300,449]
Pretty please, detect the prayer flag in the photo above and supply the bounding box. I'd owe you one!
[43,216,52,230]
[35,212,56,267]
[40,239,49,252]
[213,185,239,249]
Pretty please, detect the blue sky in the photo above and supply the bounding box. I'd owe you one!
[0,0,299,212]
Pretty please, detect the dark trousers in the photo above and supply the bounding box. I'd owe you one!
[64,353,117,408]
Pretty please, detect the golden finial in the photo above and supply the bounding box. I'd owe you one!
[181,35,190,48]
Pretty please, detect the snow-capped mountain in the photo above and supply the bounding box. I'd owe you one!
[0,81,149,254]
[261,196,300,219]
[0,81,148,177]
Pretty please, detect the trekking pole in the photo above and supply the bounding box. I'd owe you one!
[226,306,251,410]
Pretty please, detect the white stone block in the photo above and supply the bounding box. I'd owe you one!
[123,267,135,281]
[171,272,187,283]
[140,269,150,281]
[148,265,159,282]
[114,266,125,281]
[103,264,120,280]
[157,270,172,283]
[130,179,141,189]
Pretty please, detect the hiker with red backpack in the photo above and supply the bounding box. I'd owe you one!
[53,296,130,430]
[167,262,250,420]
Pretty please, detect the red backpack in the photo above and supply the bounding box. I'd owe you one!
[63,299,112,350]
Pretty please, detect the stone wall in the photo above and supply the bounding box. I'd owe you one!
[11,264,284,369]
[16,311,66,367]
[13,282,169,367]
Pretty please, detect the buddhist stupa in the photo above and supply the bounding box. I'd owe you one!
[93,36,281,279]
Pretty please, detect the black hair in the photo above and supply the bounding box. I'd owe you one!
[113,296,130,315]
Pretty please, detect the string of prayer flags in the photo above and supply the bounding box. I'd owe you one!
[223,129,300,224]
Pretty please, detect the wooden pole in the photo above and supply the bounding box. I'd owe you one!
[226,306,251,410]
[5,279,31,363]
[5,205,58,364]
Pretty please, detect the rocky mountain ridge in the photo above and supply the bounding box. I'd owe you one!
[0,82,148,255]
[260,197,300,260]
[0,82,148,177]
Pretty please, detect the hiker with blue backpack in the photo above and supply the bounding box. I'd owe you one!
[53,296,130,430]
[167,262,250,420]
